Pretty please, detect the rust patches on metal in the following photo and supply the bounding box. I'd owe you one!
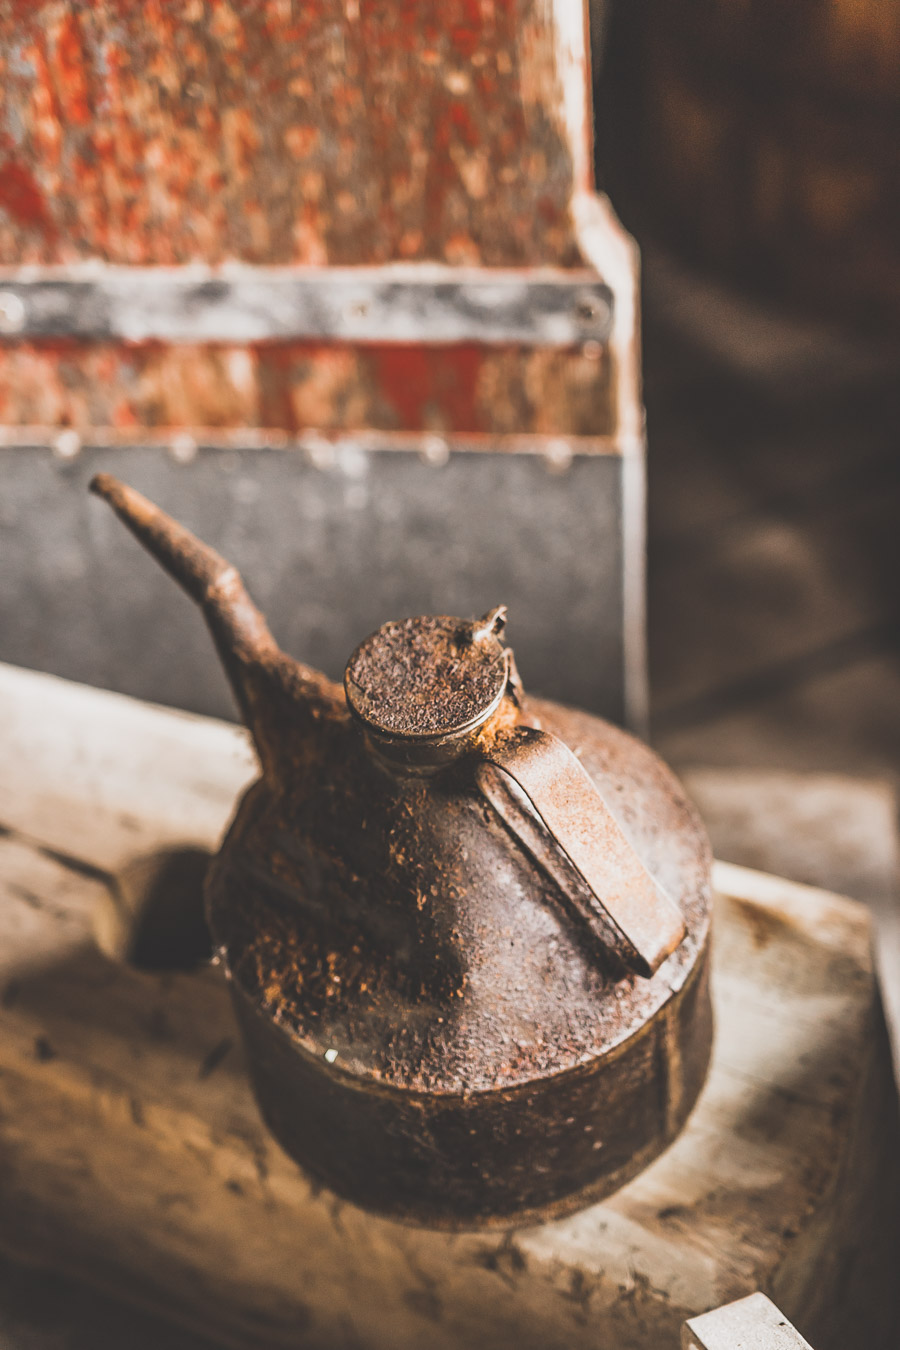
[0,0,609,446]
[345,612,508,741]
[368,344,483,435]
[478,727,687,977]
[0,340,615,435]
[0,158,56,237]
[89,477,713,1228]
[0,0,584,267]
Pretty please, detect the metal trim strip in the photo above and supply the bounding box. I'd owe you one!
[0,265,613,346]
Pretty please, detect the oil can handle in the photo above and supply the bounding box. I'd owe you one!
[475,727,686,977]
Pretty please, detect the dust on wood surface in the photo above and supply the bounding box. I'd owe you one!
[0,662,898,1350]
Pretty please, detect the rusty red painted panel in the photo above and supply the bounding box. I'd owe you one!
[0,0,587,268]
[0,339,614,435]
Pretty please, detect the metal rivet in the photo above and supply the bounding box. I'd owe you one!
[0,291,26,334]
[542,438,573,474]
[169,432,198,464]
[304,432,335,471]
[53,429,81,460]
[420,434,449,468]
[574,293,608,327]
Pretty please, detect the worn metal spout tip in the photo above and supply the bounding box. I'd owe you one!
[89,474,172,549]
[89,472,119,499]
[89,474,148,519]
[86,471,227,605]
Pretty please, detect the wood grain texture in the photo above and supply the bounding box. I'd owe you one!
[0,662,897,1350]
[681,768,900,1089]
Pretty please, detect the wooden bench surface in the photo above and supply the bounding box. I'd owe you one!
[0,662,898,1350]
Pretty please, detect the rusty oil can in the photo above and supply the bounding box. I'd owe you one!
[90,473,713,1230]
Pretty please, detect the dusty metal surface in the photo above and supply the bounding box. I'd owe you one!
[0,266,613,344]
[479,725,687,975]
[87,475,712,1228]
[345,611,509,741]
[346,608,683,971]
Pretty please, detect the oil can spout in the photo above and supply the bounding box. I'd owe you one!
[89,473,278,666]
[89,474,343,772]
[91,474,257,611]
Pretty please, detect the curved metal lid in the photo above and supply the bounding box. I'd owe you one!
[344,606,509,754]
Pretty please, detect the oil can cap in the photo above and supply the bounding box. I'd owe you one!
[344,606,508,760]
[345,605,687,975]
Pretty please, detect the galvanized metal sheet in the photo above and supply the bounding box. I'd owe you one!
[0,441,641,727]
[0,267,612,345]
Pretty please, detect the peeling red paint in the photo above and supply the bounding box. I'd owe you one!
[0,159,55,235]
[0,0,607,440]
[55,12,93,127]
[370,344,483,432]
[0,0,584,266]
[0,340,614,437]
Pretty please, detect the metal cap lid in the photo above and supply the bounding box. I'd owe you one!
[344,607,509,765]
[345,604,686,975]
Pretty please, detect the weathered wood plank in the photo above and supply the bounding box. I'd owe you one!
[0,662,255,873]
[0,664,897,1350]
[684,1291,814,1349]
[682,767,900,1085]
[681,770,898,907]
